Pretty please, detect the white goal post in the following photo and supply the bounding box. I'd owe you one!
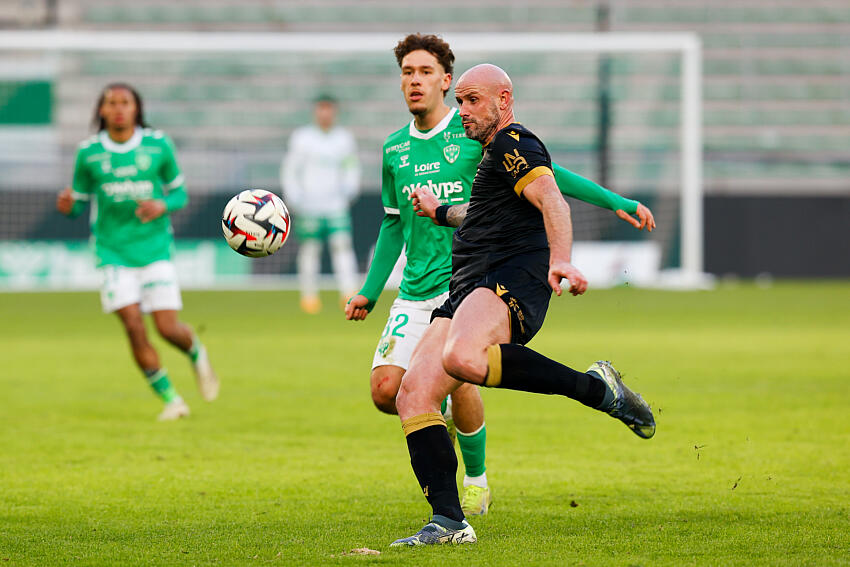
[0,30,703,288]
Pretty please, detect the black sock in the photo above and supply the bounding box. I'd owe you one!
[404,420,464,523]
[485,343,608,409]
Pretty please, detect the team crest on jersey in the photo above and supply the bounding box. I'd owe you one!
[502,149,529,178]
[135,153,152,171]
[443,144,460,164]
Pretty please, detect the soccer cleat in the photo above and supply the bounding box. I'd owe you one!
[588,360,656,439]
[390,517,477,547]
[461,485,492,516]
[193,346,219,402]
[158,398,190,421]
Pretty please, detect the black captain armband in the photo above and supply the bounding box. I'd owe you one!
[435,205,450,227]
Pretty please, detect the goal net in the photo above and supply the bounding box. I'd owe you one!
[0,31,703,290]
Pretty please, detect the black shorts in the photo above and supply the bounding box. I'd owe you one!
[431,251,552,345]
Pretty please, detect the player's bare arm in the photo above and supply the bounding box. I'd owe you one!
[411,186,468,227]
[522,175,587,297]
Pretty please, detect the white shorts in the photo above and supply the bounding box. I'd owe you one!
[371,292,449,371]
[100,260,183,314]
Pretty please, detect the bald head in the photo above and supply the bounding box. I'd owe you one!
[455,64,515,145]
[456,64,513,97]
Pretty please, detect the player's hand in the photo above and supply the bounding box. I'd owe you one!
[56,187,74,215]
[615,203,655,232]
[411,187,440,224]
[345,294,371,321]
[135,199,167,223]
[548,261,588,297]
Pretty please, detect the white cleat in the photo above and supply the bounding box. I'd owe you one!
[390,518,477,547]
[193,346,219,402]
[158,399,190,421]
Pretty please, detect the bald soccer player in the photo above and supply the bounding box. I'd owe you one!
[389,64,656,547]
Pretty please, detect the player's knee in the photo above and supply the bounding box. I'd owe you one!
[371,381,398,414]
[395,375,418,415]
[441,346,485,384]
[370,368,402,415]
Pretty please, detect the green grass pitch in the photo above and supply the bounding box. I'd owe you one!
[1,282,849,566]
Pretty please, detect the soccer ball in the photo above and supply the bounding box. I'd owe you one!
[221,189,291,257]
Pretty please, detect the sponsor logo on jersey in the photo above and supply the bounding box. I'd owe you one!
[385,140,411,154]
[112,165,139,178]
[414,162,440,176]
[508,130,520,141]
[135,153,152,171]
[443,144,460,164]
[502,149,529,178]
[443,130,465,142]
[399,154,410,168]
[401,179,464,203]
[101,180,154,201]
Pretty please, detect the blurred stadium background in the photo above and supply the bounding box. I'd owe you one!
[0,0,848,290]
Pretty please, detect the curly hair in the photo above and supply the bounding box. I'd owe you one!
[393,33,455,76]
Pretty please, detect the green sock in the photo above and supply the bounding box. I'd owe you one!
[457,423,487,477]
[144,369,180,403]
[187,336,202,363]
[440,397,448,416]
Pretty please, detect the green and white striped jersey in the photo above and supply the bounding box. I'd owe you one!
[381,108,480,301]
[70,127,188,268]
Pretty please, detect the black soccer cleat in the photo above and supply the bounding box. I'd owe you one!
[588,360,656,439]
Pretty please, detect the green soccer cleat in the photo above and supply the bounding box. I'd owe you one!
[461,485,492,516]
[390,516,477,547]
[588,360,656,439]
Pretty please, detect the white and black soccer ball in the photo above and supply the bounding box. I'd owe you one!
[221,189,291,257]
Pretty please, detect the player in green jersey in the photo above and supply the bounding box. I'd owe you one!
[344,35,655,516]
[56,83,219,421]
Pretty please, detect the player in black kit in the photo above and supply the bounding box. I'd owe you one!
[389,64,656,547]
[431,119,558,345]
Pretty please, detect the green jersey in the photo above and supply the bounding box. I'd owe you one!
[70,127,188,268]
[381,108,479,300]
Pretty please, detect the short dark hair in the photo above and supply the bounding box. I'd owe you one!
[394,33,455,76]
[92,82,148,132]
[314,93,337,105]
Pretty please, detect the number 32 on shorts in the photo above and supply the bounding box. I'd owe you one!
[381,313,409,338]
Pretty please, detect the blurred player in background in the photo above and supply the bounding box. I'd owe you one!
[56,83,219,421]
[281,94,361,314]
[345,34,655,518]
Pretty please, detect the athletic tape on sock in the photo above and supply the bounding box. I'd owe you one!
[401,412,446,436]
[484,345,502,387]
